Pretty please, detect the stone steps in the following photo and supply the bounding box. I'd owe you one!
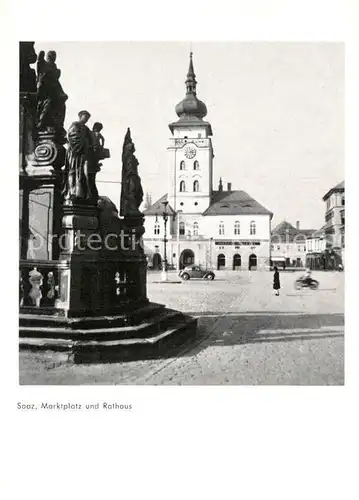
[19,309,183,340]
[19,302,198,363]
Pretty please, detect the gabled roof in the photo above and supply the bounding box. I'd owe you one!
[202,190,272,217]
[271,220,316,241]
[142,194,175,216]
[323,180,344,201]
[272,221,297,234]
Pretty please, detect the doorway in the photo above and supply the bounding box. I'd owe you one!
[248,254,257,270]
[152,253,162,270]
[217,254,226,270]
[180,249,195,269]
[233,254,241,270]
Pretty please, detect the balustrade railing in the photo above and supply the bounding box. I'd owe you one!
[19,260,60,308]
[20,258,146,313]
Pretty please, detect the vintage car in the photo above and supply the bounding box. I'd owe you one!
[178,265,215,281]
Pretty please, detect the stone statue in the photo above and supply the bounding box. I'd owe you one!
[92,122,105,153]
[20,42,37,93]
[19,42,38,167]
[36,50,68,134]
[120,128,144,218]
[62,110,97,203]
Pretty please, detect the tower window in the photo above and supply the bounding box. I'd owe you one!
[194,202,198,206]
[193,221,199,236]
[180,202,184,206]
[179,221,185,235]
[180,160,185,171]
[154,222,160,235]
[180,181,186,192]
[234,221,240,235]
[193,180,199,192]
[219,222,225,236]
[193,160,199,170]
[250,221,256,235]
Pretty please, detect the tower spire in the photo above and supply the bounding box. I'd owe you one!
[174,52,208,121]
[185,52,197,95]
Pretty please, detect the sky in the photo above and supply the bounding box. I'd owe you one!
[35,41,344,229]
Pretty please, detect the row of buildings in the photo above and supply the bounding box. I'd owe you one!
[142,53,344,271]
[270,179,345,271]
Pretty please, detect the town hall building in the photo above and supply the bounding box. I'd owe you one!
[143,53,273,271]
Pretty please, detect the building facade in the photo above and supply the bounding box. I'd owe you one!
[143,53,272,271]
[304,181,344,270]
[270,221,315,269]
[322,181,345,266]
[305,227,326,270]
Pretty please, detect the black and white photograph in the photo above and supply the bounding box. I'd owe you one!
[3,2,358,499]
[19,41,345,385]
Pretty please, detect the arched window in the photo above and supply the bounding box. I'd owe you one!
[193,180,199,192]
[154,222,160,235]
[193,160,199,170]
[179,221,185,235]
[234,221,240,235]
[193,221,199,236]
[179,181,186,192]
[217,254,226,270]
[219,222,225,236]
[250,220,256,235]
[180,161,185,170]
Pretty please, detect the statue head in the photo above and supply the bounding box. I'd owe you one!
[78,110,91,123]
[93,122,103,133]
[46,51,57,63]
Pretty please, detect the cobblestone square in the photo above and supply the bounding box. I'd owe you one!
[19,270,344,385]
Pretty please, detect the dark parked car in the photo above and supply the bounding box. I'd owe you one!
[179,265,215,281]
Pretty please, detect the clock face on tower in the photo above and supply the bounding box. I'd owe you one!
[184,145,196,159]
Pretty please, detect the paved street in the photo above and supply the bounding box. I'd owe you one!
[19,270,344,385]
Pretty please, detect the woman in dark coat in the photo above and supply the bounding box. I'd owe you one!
[273,266,281,296]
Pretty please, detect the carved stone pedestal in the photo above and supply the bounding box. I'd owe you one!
[26,130,66,177]
[53,203,102,315]
[20,129,66,261]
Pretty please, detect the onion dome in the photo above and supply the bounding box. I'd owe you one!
[175,52,207,119]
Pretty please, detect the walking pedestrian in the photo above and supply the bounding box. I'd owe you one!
[273,266,281,296]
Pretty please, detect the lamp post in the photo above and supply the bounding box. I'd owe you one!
[161,201,169,281]
[176,209,183,271]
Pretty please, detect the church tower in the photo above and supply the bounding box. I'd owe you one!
[167,53,214,214]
